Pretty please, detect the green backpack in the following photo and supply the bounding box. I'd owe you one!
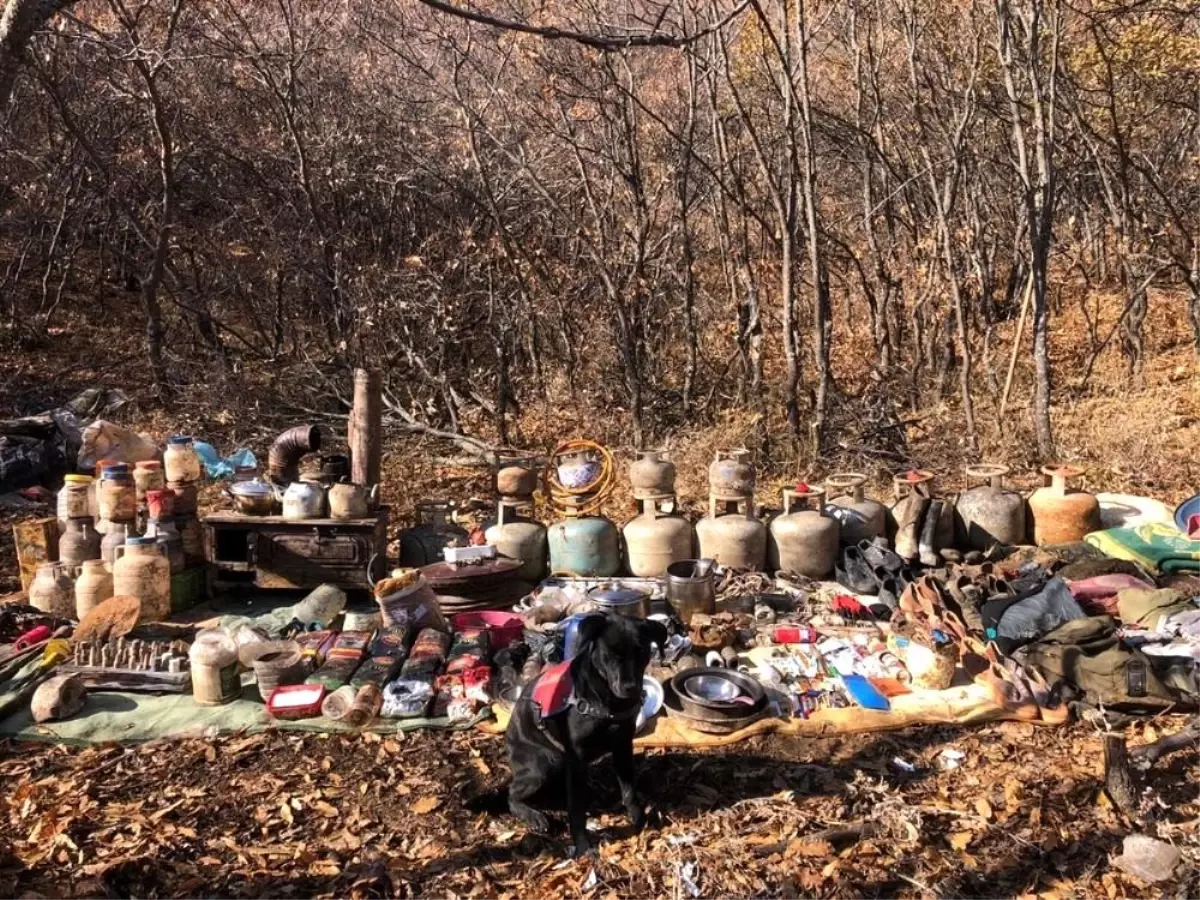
[1021,616,1179,711]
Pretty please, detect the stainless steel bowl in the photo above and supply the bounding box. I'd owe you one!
[682,672,743,704]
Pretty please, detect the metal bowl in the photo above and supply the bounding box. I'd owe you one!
[588,586,651,618]
[669,667,766,721]
[683,673,742,704]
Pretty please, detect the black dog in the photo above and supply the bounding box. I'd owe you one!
[505,613,667,857]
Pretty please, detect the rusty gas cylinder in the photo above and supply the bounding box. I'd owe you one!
[629,450,676,500]
[1028,465,1101,545]
[708,449,755,500]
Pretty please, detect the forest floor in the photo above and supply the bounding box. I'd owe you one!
[0,286,1198,898]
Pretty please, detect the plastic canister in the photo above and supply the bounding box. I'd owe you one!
[57,474,94,522]
[164,436,203,483]
[133,460,166,505]
[190,629,241,705]
[98,465,137,523]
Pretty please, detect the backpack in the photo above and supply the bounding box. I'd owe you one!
[1020,616,1178,711]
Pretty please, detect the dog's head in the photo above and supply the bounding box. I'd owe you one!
[575,614,668,702]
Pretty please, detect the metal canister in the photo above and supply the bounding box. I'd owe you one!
[955,464,1026,549]
[665,559,716,625]
[695,496,767,571]
[825,473,888,543]
[623,496,695,577]
[767,486,840,578]
[1028,465,1102,545]
[547,507,620,577]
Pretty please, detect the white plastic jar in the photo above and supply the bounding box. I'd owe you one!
[163,436,203,483]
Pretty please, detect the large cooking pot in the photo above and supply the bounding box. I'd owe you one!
[227,480,278,516]
[588,585,651,618]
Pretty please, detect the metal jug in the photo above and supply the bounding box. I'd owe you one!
[282,480,327,520]
[328,481,375,519]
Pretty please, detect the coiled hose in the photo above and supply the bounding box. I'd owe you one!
[541,439,615,517]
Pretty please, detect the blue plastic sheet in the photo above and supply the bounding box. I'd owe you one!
[192,440,256,481]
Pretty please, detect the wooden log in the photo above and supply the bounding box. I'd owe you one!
[1103,732,1140,817]
[350,369,382,488]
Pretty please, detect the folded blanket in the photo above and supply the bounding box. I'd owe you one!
[1085,523,1200,574]
[1066,573,1155,614]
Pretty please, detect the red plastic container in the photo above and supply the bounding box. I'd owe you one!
[267,683,326,719]
[451,611,525,649]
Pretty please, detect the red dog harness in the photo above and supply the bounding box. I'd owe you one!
[523,660,641,752]
[530,661,575,719]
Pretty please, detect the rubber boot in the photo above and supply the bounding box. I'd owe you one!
[919,499,943,567]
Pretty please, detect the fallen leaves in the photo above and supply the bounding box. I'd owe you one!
[411,796,442,815]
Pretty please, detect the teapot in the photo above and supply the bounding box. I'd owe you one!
[282,480,327,520]
[328,481,377,519]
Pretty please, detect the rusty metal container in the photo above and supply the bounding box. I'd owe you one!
[485,499,548,582]
[623,496,695,577]
[708,449,755,500]
[825,473,887,543]
[629,450,676,500]
[956,464,1026,550]
[548,504,620,577]
[399,500,468,567]
[1028,465,1102,546]
[696,495,766,571]
[768,486,840,577]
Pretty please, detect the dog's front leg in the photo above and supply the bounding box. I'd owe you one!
[565,760,594,857]
[612,736,645,832]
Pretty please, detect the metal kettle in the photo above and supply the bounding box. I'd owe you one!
[282,479,327,520]
[328,481,377,519]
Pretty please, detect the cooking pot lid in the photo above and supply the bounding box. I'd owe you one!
[231,481,273,496]
[588,587,648,604]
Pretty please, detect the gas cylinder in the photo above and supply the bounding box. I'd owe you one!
[485,499,548,582]
[825,472,888,543]
[695,496,767,571]
[548,502,620,577]
[398,500,468,567]
[1028,465,1102,546]
[623,496,695,577]
[494,453,538,500]
[956,464,1026,550]
[629,450,676,500]
[708,449,755,500]
[768,486,840,577]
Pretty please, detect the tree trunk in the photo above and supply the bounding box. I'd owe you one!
[0,0,71,111]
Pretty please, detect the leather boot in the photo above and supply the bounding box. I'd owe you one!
[918,499,943,567]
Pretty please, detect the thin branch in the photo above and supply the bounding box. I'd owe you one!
[415,0,750,50]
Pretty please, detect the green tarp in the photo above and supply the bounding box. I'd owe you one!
[0,658,489,746]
